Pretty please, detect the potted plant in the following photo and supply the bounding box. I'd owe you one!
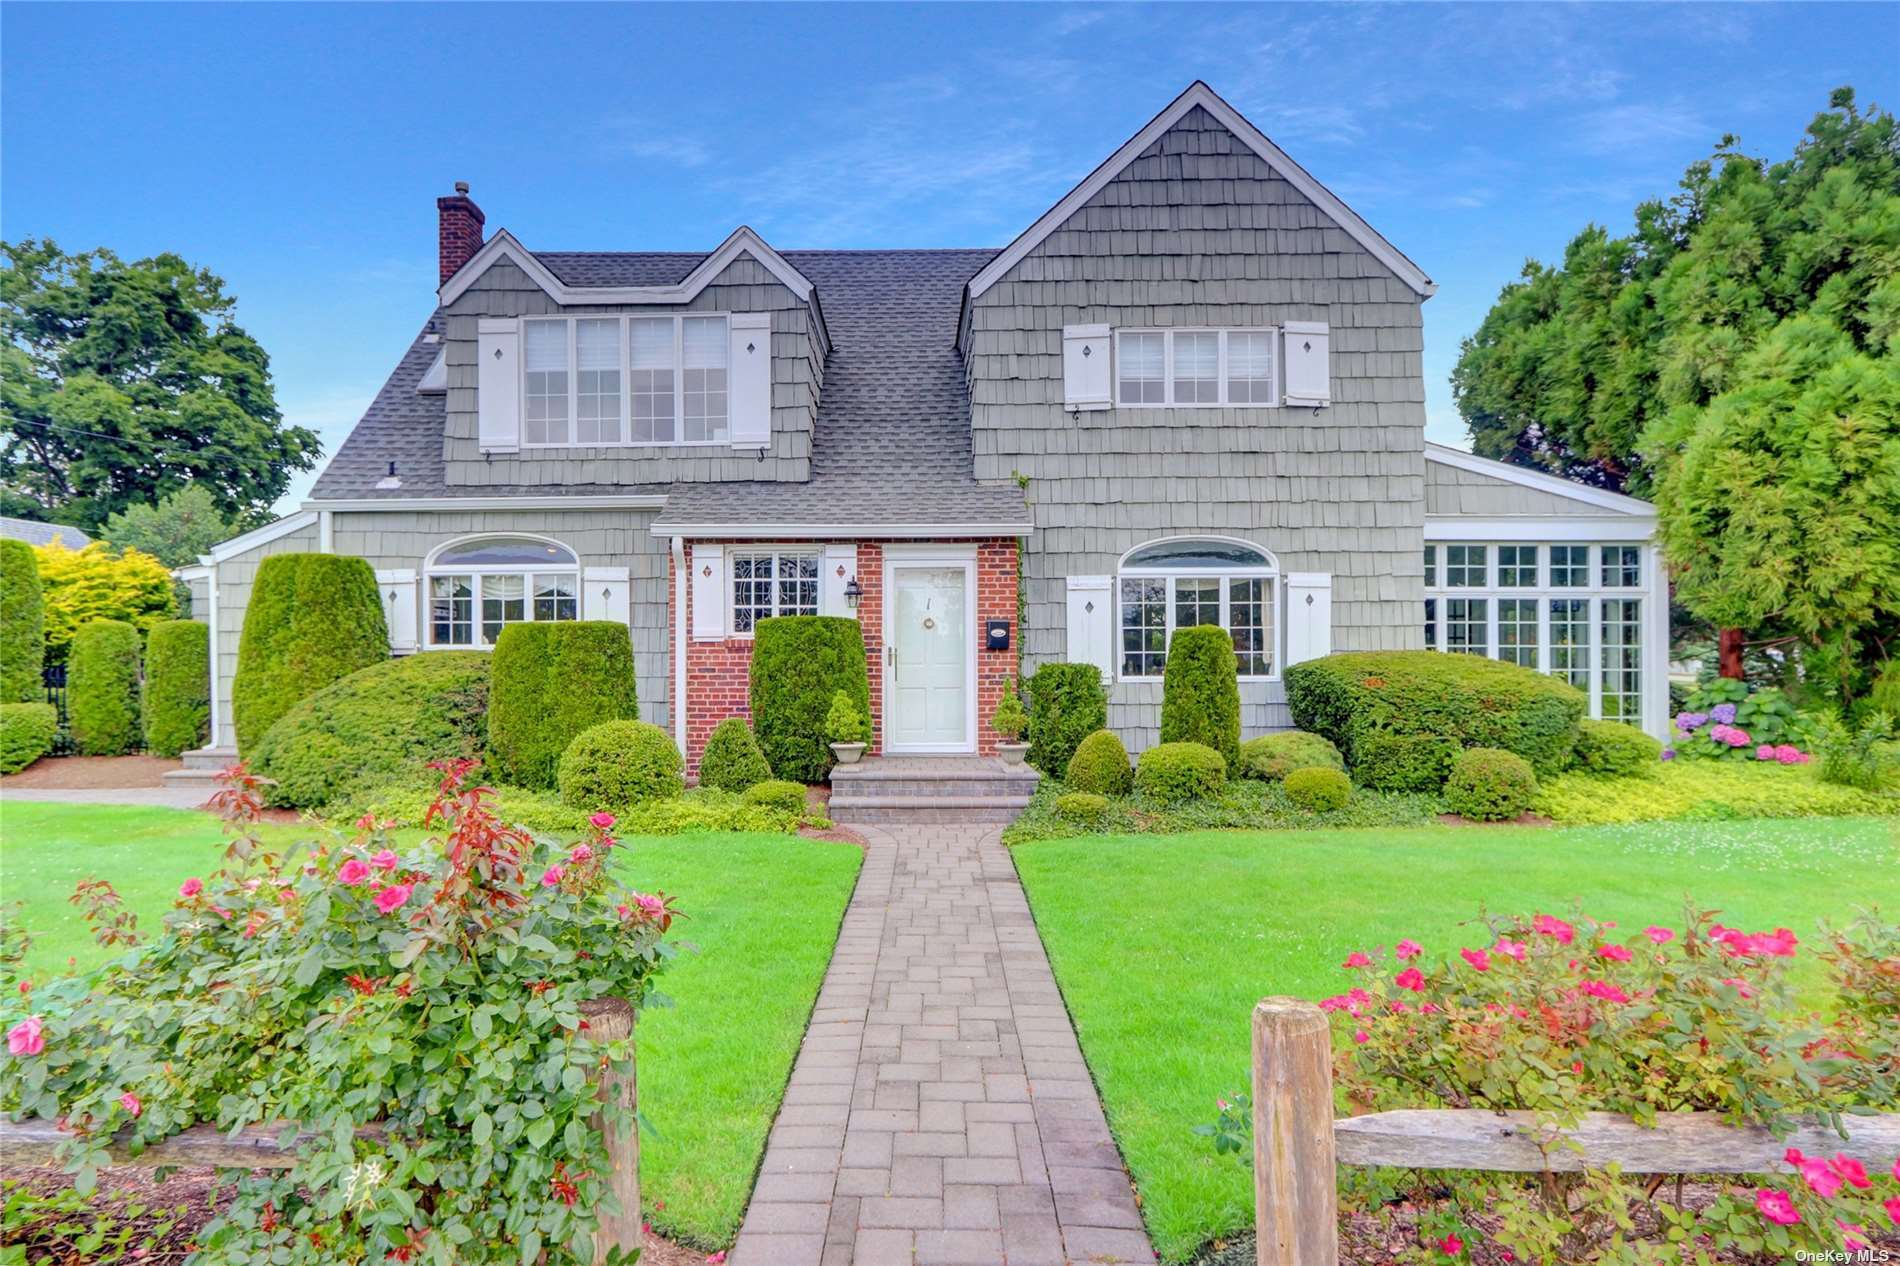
[825,689,870,766]
[991,680,1030,764]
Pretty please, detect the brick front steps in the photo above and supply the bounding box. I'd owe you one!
[828,757,1040,826]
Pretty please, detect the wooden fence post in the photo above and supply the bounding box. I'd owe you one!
[1252,997,1337,1266]
[582,996,640,1266]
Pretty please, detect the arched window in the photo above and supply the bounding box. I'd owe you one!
[425,535,580,647]
[1118,537,1277,680]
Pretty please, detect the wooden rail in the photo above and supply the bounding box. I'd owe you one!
[0,997,640,1266]
[1250,997,1900,1266]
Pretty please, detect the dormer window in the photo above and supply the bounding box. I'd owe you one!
[518,315,730,448]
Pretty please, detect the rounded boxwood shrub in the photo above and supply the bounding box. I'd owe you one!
[1238,731,1344,782]
[559,719,684,809]
[1445,747,1538,822]
[141,619,210,757]
[699,716,773,792]
[232,554,388,753]
[1054,791,1109,825]
[1353,732,1460,792]
[1286,650,1585,775]
[1572,718,1662,777]
[68,618,141,755]
[742,778,808,815]
[250,651,490,808]
[0,702,57,774]
[1134,741,1227,806]
[1283,765,1352,813]
[487,622,639,789]
[0,539,45,703]
[1160,625,1241,767]
[1065,728,1133,796]
[1025,662,1108,776]
[749,616,869,783]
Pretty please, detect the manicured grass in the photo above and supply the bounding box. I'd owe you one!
[1012,818,1899,1263]
[0,802,861,1249]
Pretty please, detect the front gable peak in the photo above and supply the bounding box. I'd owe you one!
[438,224,819,309]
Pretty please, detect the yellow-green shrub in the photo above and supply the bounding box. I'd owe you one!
[1283,766,1352,812]
[1065,729,1133,796]
[34,541,173,664]
[1238,731,1343,782]
[1533,761,1900,825]
[1134,741,1226,805]
[0,702,57,774]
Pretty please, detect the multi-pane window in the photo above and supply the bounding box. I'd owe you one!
[1498,545,1538,587]
[1550,545,1590,587]
[1424,597,1438,649]
[1444,544,1487,587]
[520,315,730,448]
[575,319,622,445]
[1549,598,1590,690]
[524,320,570,445]
[730,551,820,634]
[427,537,580,647]
[682,316,729,442]
[1497,598,1538,667]
[1601,599,1642,723]
[1118,538,1276,679]
[1423,545,1436,587]
[1115,329,1279,406]
[630,318,676,443]
[1601,545,1641,588]
[1445,598,1488,655]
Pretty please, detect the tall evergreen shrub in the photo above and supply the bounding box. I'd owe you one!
[1024,663,1108,776]
[1159,625,1241,767]
[487,622,638,790]
[142,619,210,757]
[749,616,869,783]
[232,554,387,752]
[69,618,142,755]
[0,539,44,703]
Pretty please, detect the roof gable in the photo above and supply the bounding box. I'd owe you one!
[1425,444,1655,517]
[438,224,819,308]
[963,80,1435,305]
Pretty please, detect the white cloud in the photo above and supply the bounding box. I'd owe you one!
[1048,8,1104,37]
[1570,101,1714,157]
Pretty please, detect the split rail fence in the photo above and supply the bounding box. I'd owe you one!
[0,997,641,1266]
[1250,997,1900,1266]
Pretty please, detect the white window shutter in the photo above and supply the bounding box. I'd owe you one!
[691,550,725,640]
[1284,572,1333,668]
[477,319,521,452]
[376,568,418,653]
[582,566,631,624]
[728,313,772,447]
[1282,321,1331,407]
[822,543,858,619]
[1065,575,1114,683]
[1062,324,1111,412]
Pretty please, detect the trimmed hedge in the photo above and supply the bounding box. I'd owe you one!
[68,618,142,755]
[1135,741,1226,805]
[1445,747,1538,822]
[1238,731,1344,782]
[699,717,773,792]
[141,620,210,757]
[1286,651,1586,777]
[1284,766,1352,812]
[1054,791,1110,825]
[487,622,639,789]
[558,719,685,809]
[1025,663,1108,777]
[0,702,57,774]
[749,616,869,783]
[0,539,45,703]
[232,554,387,753]
[1160,625,1241,767]
[250,651,490,809]
[1066,729,1133,796]
[742,779,808,815]
[1573,719,1661,777]
[1353,732,1460,792]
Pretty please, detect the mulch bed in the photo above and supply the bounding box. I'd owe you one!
[0,754,184,790]
[1435,811,1555,827]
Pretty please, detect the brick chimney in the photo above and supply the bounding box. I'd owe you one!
[437,182,486,285]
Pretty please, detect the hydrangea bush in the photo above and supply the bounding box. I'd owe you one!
[1,760,676,1266]
[1667,679,1820,764]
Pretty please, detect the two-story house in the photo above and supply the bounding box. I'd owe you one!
[181,82,1669,772]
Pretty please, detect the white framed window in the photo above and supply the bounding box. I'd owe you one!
[1600,598,1643,723]
[1444,597,1488,655]
[1116,537,1278,681]
[519,314,730,448]
[426,536,581,648]
[1550,544,1590,587]
[1497,544,1538,587]
[1114,329,1279,407]
[729,549,820,635]
[1444,544,1487,587]
[1423,544,1437,587]
[1549,597,1590,690]
[1601,544,1641,588]
[1497,597,1538,667]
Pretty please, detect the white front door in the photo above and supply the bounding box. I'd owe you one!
[887,562,973,752]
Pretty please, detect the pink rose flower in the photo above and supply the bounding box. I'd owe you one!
[1829,1155,1871,1190]
[372,883,412,916]
[119,1092,141,1118]
[1724,976,1756,999]
[1493,938,1526,961]
[635,893,666,919]
[1598,944,1632,962]
[570,843,594,863]
[1436,1233,1462,1257]
[1884,1195,1900,1226]
[1580,980,1628,1003]
[1643,926,1673,944]
[1460,948,1490,972]
[7,1016,44,1057]
[1395,967,1426,992]
[1352,1029,1369,1044]
[179,878,203,898]
[1755,1189,1800,1226]
[1837,1220,1870,1253]
[589,812,616,829]
[1533,914,1575,944]
[337,859,372,886]
[370,849,399,872]
[541,865,565,888]
[1342,951,1372,969]
[616,904,630,919]
[1394,939,1423,959]
[1797,1156,1843,1199]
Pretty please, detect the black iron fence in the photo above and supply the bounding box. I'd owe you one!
[41,662,76,756]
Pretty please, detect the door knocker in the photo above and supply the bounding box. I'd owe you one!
[921,616,937,630]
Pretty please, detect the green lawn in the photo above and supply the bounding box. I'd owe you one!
[0,801,862,1250]
[1012,817,1900,1263]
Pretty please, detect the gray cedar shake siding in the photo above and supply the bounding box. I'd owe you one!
[964,105,1428,743]
[1425,461,1627,518]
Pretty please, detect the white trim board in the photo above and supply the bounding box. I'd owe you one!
[307,495,668,512]
[198,510,319,564]
[963,81,1434,307]
[650,521,1031,540]
[1425,518,1655,542]
[881,546,980,755]
[439,225,817,308]
[1425,444,1655,516]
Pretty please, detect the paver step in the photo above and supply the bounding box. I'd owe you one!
[828,776,1036,797]
[180,746,238,772]
[826,803,1028,824]
[160,767,224,787]
[830,763,1038,784]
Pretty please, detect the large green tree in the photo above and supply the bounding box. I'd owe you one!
[99,483,234,568]
[0,240,321,529]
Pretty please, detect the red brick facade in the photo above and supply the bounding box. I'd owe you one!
[676,538,1020,775]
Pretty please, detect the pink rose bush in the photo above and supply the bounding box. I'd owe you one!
[0,758,678,1266]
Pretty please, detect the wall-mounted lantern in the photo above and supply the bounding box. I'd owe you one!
[843,577,863,611]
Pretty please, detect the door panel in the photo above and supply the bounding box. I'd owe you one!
[891,565,969,749]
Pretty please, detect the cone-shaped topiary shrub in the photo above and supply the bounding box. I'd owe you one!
[69,618,142,755]
[1065,728,1133,796]
[487,622,639,789]
[142,619,210,757]
[0,539,45,703]
[1134,740,1226,805]
[1444,747,1538,821]
[699,716,773,792]
[250,651,491,809]
[1024,662,1107,776]
[1238,731,1343,782]
[1160,625,1241,768]
[0,702,57,773]
[749,616,869,783]
[1284,766,1352,812]
[232,554,388,753]
[558,719,684,809]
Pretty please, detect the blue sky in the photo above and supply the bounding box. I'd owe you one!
[3,2,1893,509]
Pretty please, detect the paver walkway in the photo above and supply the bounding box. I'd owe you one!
[731,824,1155,1266]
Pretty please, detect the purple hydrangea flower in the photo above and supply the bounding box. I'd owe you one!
[1710,703,1738,725]
[1660,747,1676,761]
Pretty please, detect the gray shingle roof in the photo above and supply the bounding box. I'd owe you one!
[0,516,92,548]
[308,247,1032,532]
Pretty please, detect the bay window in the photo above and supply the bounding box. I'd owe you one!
[1114,329,1279,407]
[427,536,580,648]
[1117,538,1277,680]
[519,314,730,448]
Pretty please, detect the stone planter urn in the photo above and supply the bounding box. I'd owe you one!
[996,741,1030,766]
[829,741,868,766]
